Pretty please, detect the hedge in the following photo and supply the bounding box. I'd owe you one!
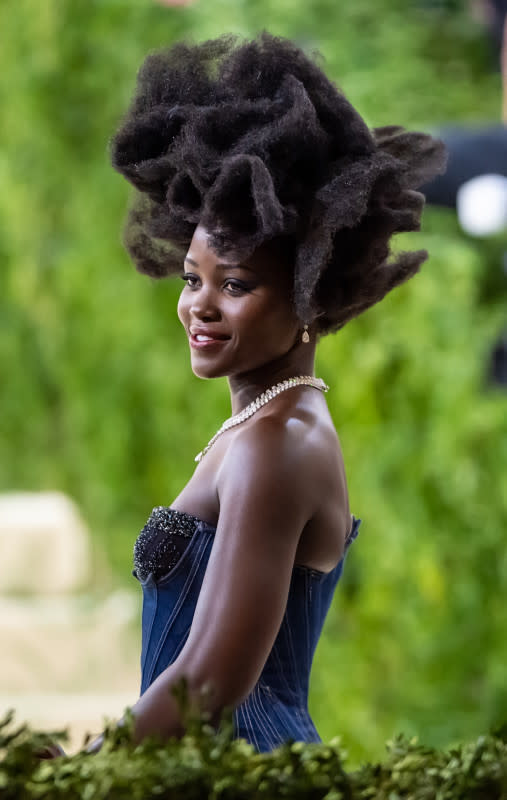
[2,708,506,799]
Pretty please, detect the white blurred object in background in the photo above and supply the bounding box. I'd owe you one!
[0,491,140,752]
[457,173,507,236]
[0,491,91,593]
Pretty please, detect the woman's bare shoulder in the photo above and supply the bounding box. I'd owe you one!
[216,403,339,520]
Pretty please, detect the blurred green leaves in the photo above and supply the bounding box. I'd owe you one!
[1,708,507,799]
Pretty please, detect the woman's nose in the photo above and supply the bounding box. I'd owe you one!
[189,286,221,321]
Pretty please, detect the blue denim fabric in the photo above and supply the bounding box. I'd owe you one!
[134,514,361,752]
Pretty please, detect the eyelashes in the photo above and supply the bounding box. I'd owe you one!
[180,273,252,295]
[180,273,198,287]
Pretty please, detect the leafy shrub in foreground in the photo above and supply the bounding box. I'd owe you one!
[1,710,506,800]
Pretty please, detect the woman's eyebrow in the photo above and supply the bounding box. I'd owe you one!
[184,256,255,273]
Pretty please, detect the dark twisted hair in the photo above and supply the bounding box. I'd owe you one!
[111,32,447,334]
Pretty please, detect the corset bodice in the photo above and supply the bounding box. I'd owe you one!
[133,506,361,752]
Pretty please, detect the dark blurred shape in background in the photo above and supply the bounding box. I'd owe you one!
[422,125,507,213]
[421,0,507,386]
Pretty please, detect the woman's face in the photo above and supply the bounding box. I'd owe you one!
[177,225,300,380]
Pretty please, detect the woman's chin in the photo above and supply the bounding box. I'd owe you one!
[190,358,227,380]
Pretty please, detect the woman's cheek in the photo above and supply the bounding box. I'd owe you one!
[177,292,188,328]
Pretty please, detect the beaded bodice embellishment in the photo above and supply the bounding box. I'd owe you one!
[133,506,361,583]
[133,506,200,582]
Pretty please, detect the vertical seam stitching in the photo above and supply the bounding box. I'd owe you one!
[146,528,211,685]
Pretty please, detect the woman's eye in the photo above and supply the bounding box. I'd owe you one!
[180,273,199,288]
[224,280,249,295]
[180,274,250,295]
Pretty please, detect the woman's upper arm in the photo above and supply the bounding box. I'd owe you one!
[173,418,314,708]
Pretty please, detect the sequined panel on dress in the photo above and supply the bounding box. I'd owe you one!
[133,506,201,582]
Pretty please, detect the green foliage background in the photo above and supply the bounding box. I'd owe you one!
[1,0,506,766]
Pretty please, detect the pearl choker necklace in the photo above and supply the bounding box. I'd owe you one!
[195,375,329,463]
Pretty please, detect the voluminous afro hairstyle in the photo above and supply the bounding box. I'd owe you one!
[111,32,447,334]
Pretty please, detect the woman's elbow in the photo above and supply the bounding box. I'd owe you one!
[175,657,256,715]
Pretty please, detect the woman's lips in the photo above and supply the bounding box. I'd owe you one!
[189,333,230,349]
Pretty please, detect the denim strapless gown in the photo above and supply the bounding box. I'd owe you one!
[133,507,361,753]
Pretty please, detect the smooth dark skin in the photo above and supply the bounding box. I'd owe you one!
[80,224,351,754]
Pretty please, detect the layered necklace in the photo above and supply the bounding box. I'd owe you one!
[195,375,329,463]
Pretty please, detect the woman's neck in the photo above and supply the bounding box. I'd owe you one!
[227,343,317,415]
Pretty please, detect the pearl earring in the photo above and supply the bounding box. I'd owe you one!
[302,324,310,343]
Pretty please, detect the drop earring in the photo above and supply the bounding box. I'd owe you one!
[302,324,310,344]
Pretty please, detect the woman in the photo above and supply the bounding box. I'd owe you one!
[96,32,445,753]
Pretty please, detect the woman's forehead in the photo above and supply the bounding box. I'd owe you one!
[187,224,291,277]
